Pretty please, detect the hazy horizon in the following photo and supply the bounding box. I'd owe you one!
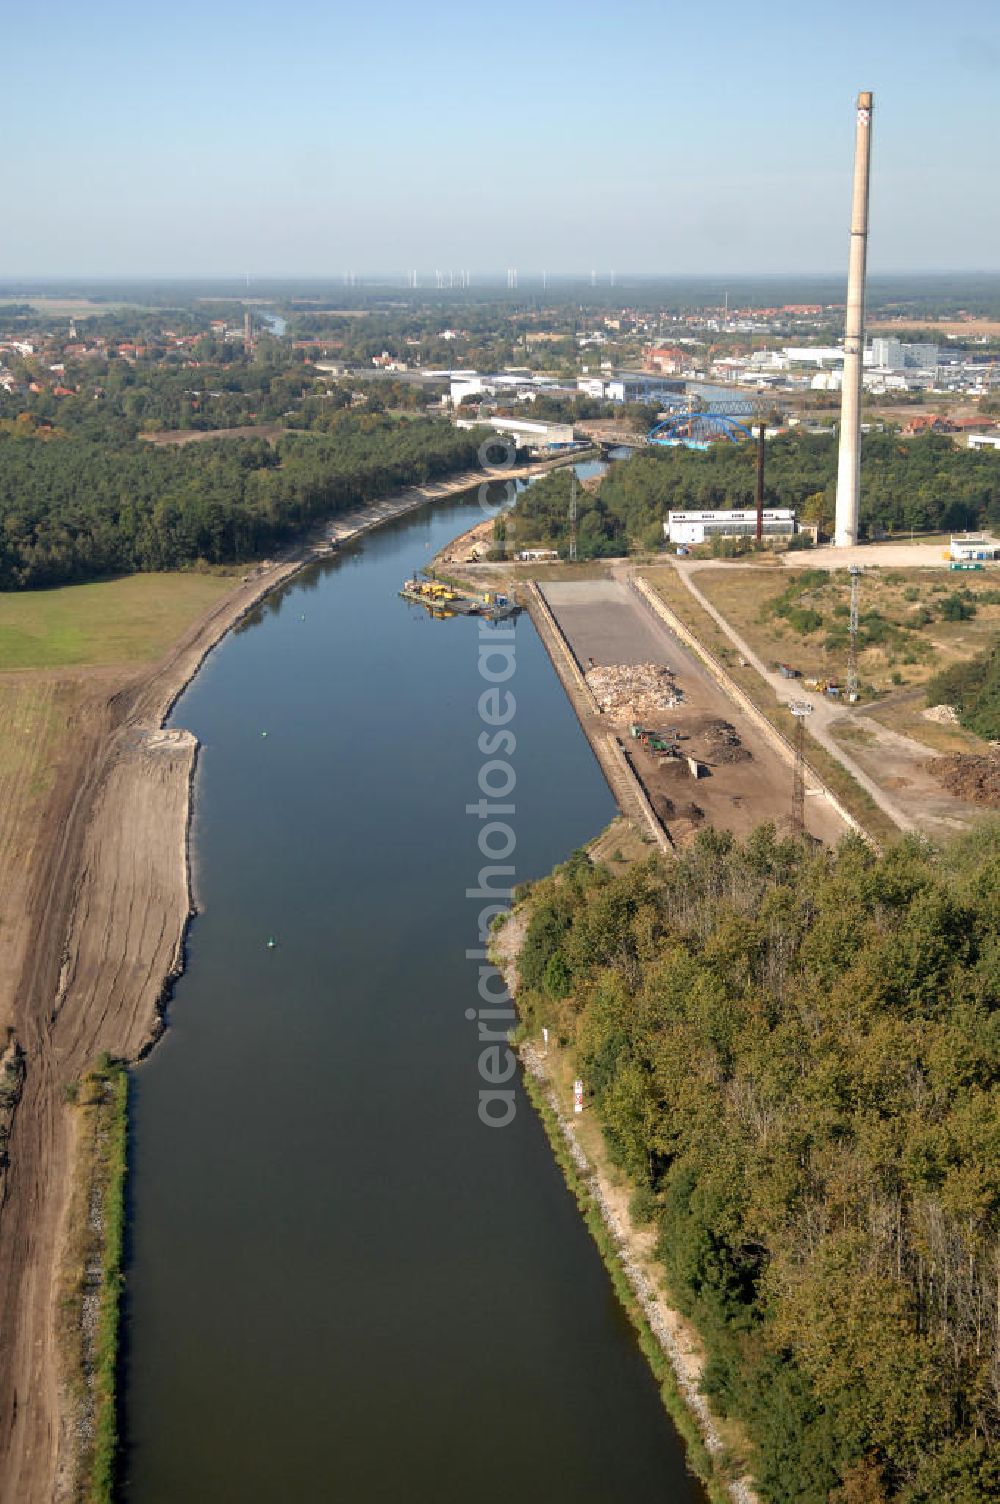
[6,0,1000,279]
[3,271,1000,294]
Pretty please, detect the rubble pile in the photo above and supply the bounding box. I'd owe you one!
[929,751,1000,808]
[586,662,683,720]
[693,719,751,766]
[923,704,960,725]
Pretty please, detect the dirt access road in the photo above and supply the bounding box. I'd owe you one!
[539,579,849,848]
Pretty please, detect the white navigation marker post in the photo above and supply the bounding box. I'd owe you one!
[834,91,874,549]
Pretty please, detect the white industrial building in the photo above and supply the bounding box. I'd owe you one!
[605,374,685,404]
[950,533,999,561]
[665,509,796,545]
[455,415,575,451]
[449,374,491,406]
[869,337,939,371]
[450,371,574,408]
[781,346,845,367]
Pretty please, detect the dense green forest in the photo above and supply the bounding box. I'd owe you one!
[0,415,486,588]
[512,828,1000,1503]
[927,643,1000,740]
[509,433,1000,557]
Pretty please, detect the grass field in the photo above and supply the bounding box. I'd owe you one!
[867,317,1000,337]
[0,569,243,1037]
[865,694,986,756]
[693,565,1000,697]
[0,297,137,316]
[0,572,237,671]
[0,679,84,1035]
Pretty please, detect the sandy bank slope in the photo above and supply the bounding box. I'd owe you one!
[0,557,301,1503]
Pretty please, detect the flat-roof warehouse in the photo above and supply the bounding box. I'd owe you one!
[665,508,796,545]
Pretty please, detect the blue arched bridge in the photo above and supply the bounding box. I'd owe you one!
[648,399,756,451]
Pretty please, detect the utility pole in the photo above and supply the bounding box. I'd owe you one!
[788,700,813,836]
[568,468,578,563]
[847,565,862,702]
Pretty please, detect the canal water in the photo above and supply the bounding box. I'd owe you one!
[123,484,707,1503]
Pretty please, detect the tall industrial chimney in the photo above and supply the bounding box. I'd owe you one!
[834,91,873,548]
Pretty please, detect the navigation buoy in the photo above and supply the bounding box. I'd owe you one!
[266,937,276,950]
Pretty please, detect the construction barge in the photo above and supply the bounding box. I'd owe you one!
[400,577,520,621]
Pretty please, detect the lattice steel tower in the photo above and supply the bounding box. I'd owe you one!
[788,701,813,835]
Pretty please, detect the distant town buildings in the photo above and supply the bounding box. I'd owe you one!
[643,345,687,375]
[699,337,999,399]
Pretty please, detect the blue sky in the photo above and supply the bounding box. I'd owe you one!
[6,0,999,277]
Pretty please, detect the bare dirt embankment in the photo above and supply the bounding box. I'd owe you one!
[0,557,304,1503]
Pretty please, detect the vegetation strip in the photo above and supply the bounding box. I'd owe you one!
[0,1041,25,1212]
[58,1056,128,1503]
